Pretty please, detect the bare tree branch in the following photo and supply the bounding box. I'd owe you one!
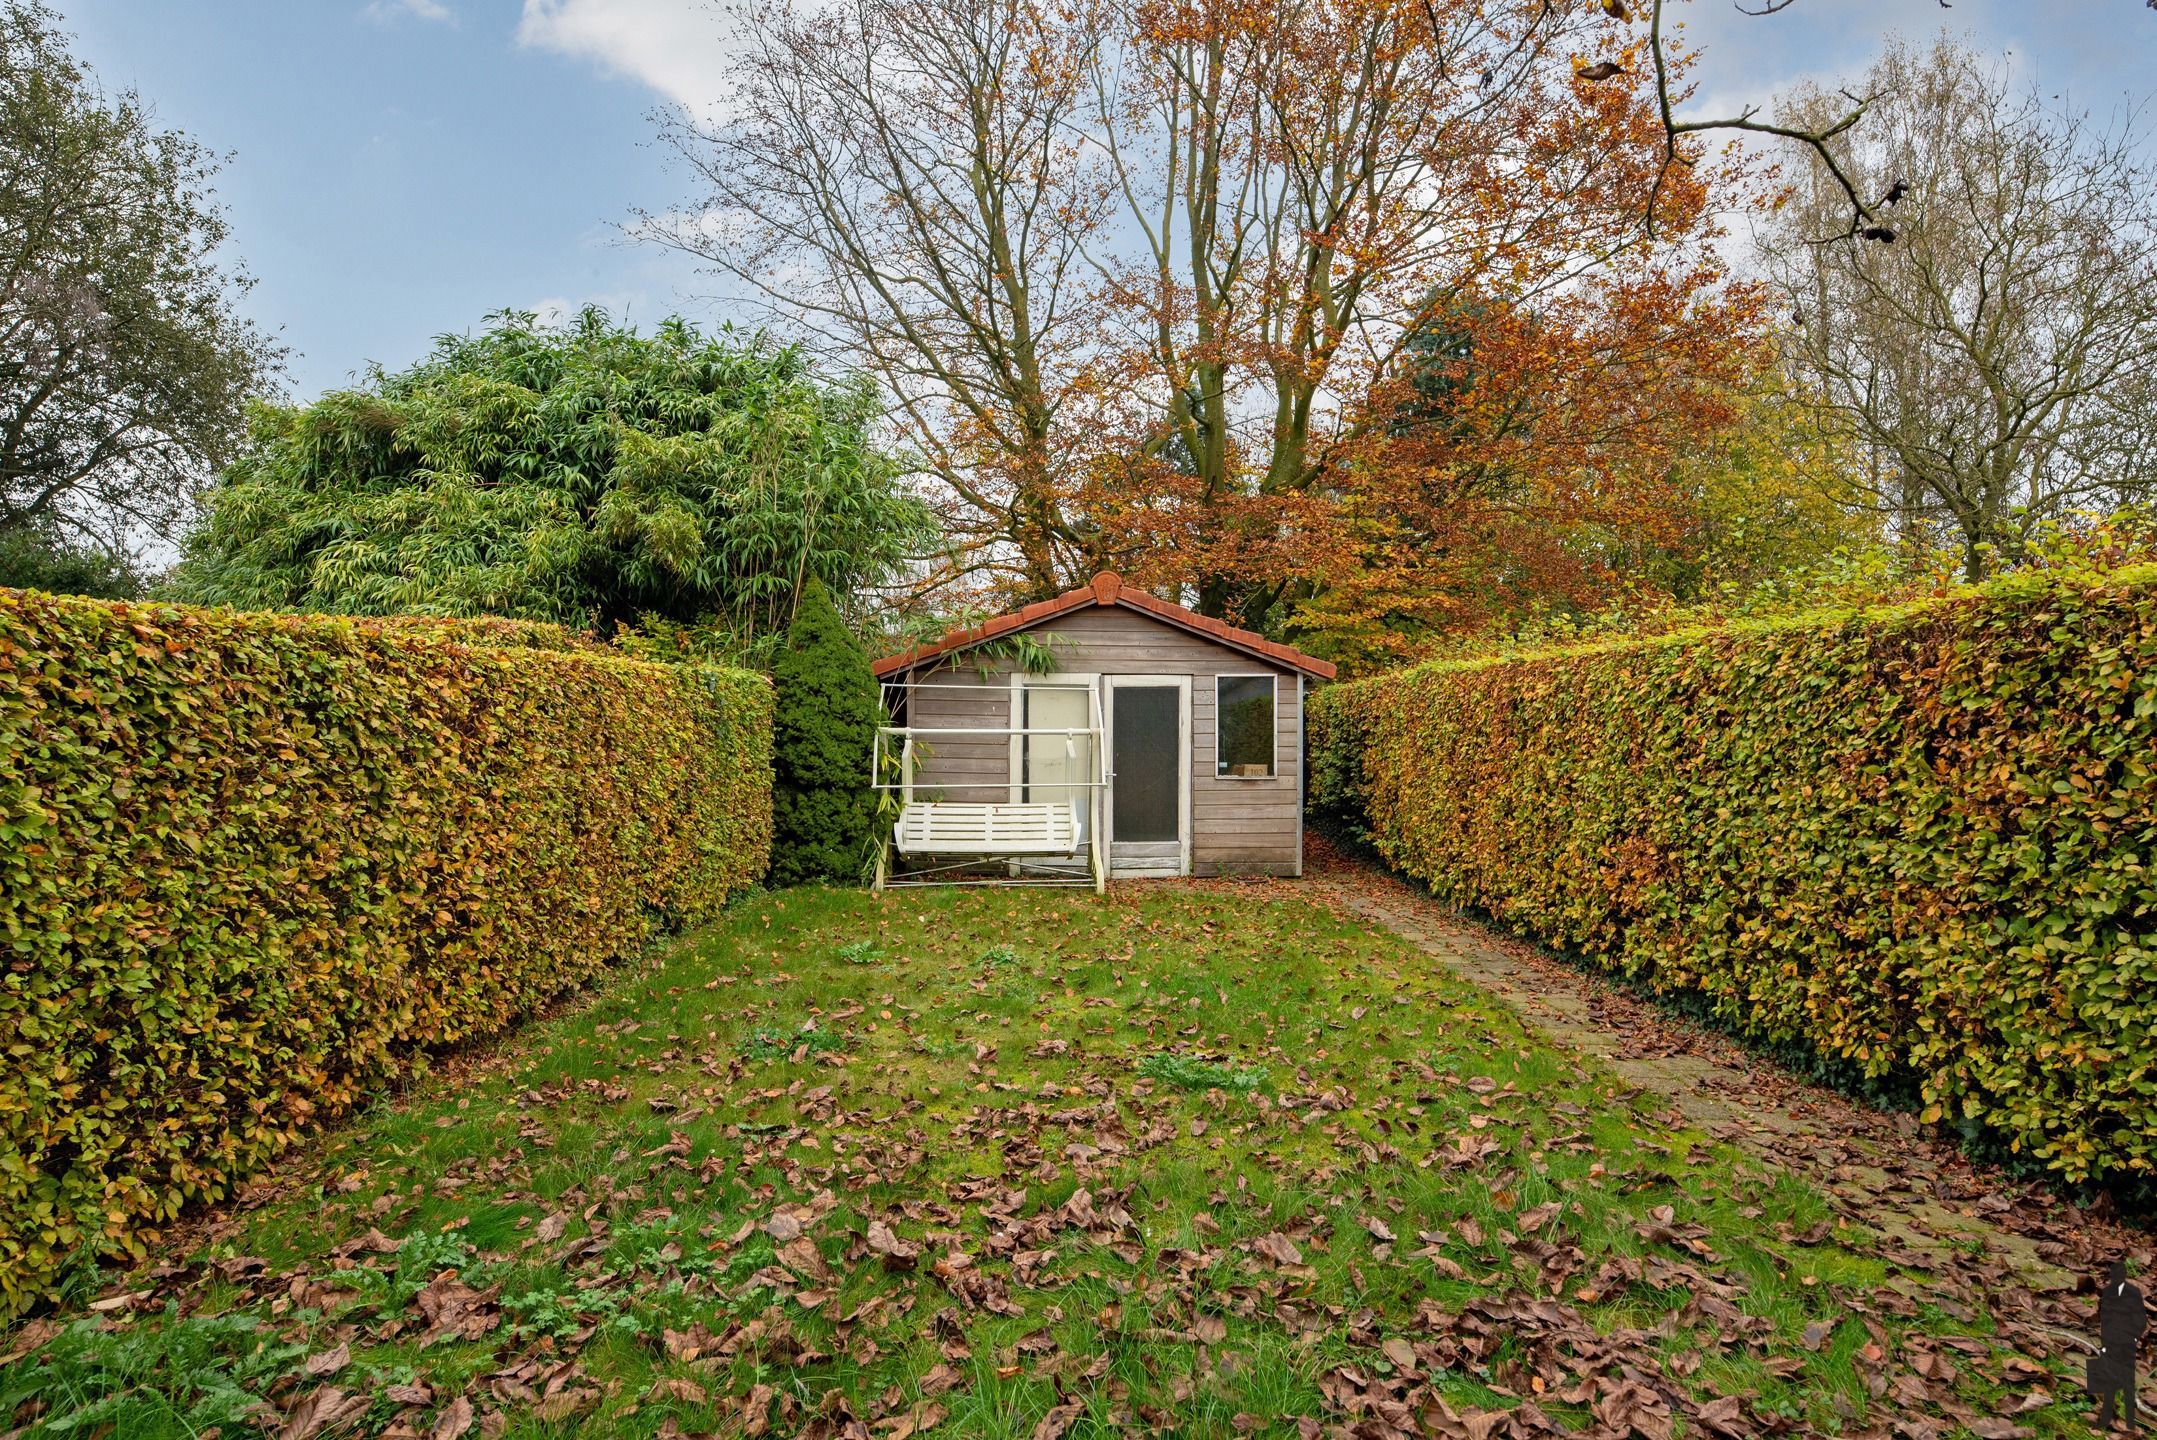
[1640,0,1889,242]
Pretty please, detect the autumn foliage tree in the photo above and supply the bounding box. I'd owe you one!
[655,0,1762,642]
[1291,265,1762,669]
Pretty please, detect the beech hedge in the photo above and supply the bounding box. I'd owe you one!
[1310,566,2157,1188]
[0,591,771,1316]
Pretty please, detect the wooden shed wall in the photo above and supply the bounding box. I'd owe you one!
[891,606,1303,876]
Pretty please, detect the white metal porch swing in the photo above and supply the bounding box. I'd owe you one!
[869,678,1107,892]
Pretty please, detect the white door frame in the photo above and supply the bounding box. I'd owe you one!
[1103,674,1192,877]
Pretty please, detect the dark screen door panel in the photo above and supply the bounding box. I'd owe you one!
[1111,686,1180,843]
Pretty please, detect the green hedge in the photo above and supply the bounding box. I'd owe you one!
[1310,565,2157,1187]
[0,591,771,1316]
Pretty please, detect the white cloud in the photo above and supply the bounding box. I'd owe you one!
[363,0,454,23]
[516,0,740,111]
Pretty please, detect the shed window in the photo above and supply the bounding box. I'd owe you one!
[1216,675,1276,777]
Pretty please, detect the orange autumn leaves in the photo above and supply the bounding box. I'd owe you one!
[680,0,1763,644]
[1074,0,1763,650]
[1302,265,1763,669]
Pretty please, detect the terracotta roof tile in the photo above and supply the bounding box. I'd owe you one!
[872,573,1336,680]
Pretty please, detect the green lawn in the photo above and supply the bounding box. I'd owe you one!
[0,887,2080,1438]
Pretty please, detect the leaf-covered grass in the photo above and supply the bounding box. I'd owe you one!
[0,888,2088,1438]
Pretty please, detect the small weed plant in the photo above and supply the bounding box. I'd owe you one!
[741,1024,850,1060]
[1138,1052,1270,1094]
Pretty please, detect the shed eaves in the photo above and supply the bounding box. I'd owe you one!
[870,573,1336,681]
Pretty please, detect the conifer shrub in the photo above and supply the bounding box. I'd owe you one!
[0,590,772,1316]
[770,579,880,884]
[1309,564,2157,1188]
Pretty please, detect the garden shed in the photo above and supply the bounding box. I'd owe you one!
[871,573,1335,884]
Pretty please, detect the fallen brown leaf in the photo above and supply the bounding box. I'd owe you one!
[303,1342,351,1378]
[1032,1393,1085,1440]
[278,1386,371,1440]
[431,1395,474,1440]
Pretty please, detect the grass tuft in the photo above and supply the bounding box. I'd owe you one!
[1137,1051,1270,1093]
[741,1023,850,1059]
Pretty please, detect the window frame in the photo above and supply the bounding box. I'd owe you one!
[1213,672,1279,780]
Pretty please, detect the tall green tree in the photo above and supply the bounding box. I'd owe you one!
[0,2,279,563]
[1764,37,2157,580]
[770,578,880,885]
[1649,371,1880,603]
[0,522,143,598]
[174,309,934,648]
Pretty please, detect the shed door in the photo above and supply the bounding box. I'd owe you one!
[1107,676,1189,876]
[1020,681,1094,843]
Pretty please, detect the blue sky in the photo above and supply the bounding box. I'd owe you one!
[56,0,2157,403]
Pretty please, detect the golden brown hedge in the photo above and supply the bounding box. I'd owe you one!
[1310,566,2157,1188]
[0,591,771,1315]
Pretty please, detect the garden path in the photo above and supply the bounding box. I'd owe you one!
[1241,841,2156,1394]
